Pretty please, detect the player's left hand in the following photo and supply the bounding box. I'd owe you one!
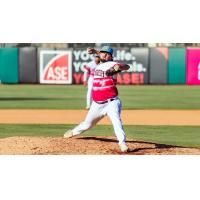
[105,65,121,76]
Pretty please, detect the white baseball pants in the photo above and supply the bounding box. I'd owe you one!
[72,97,126,144]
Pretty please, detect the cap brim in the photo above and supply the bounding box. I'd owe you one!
[100,51,112,55]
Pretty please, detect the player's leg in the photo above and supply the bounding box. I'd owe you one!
[86,78,93,109]
[64,102,104,138]
[106,99,128,152]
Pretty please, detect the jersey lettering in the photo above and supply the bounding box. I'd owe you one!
[94,70,105,77]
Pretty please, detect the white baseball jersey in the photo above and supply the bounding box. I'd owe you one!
[83,61,98,82]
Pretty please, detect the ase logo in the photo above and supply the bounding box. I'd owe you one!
[40,50,72,84]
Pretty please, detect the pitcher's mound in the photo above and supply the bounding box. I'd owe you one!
[1,136,200,155]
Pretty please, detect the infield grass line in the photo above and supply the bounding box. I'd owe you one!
[0,124,200,148]
[0,85,200,109]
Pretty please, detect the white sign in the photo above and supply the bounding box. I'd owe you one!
[40,50,72,84]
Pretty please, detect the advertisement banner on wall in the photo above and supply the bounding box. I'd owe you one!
[186,48,200,85]
[72,48,95,84]
[39,50,72,84]
[115,48,149,84]
[72,47,149,85]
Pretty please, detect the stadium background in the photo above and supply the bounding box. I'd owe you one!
[0,43,200,85]
[1,43,200,154]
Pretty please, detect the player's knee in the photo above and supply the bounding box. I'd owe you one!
[81,121,93,130]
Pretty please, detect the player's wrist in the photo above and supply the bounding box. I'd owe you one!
[87,47,97,54]
[114,64,121,71]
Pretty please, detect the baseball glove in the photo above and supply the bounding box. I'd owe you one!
[105,65,121,76]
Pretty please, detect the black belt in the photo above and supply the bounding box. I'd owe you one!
[95,98,116,104]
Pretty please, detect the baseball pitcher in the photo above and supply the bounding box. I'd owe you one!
[64,46,130,153]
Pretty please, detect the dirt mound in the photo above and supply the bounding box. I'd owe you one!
[1,136,200,155]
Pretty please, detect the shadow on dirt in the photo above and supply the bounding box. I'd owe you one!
[78,136,185,154]
[79,137,117,143]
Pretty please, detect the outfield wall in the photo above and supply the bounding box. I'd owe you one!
[186,48,200,85]
[149,48,168,84]
[0,47,200,85]
[168,48,186,84]
[19,47,37,83]
[0,48,19,83]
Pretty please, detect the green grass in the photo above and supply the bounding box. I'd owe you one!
[0,84,85,109]
[1,124,200,148]
[0,84,200,109]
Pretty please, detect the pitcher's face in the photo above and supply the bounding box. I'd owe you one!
[100,52,113,62]
[95,57,100,64]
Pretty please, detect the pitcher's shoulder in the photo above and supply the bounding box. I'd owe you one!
[87,61,95,67]
[101,61,117,67]
[108,61,118,65]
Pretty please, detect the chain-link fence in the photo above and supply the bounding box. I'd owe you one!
[1,43,200,48]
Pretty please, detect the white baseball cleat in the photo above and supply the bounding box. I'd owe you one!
[119,143,129,153]
[64,130,74,138]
